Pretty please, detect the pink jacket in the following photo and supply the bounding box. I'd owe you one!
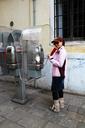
[49,46,67,77]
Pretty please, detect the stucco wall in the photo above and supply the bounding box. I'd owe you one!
[0,0,51,54]
[0,0,85,95]
[0,0,30,29]
[35,0,49,25]
[32,0,51,54]
[65,53,85,95]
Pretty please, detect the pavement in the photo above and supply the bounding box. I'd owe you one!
[0,76,85,128]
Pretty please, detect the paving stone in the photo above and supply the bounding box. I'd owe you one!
[0,116,5,122]
[58,116,77,128]
[43,108,69,125]
[82,104,85,109]
[0,120,24,128]
[64,94,84,107]
[77,122,85,128]
[4,107,33,122]
[78,107,85,116]
[18,116,47,128]
[28,107,46,118]
[77,115,85,123]
[44,122,64,128]
[0,95,9,104]
[5,111,23,122]
[0,103,15,116]
[0,79,85,128]
[67,105,78,112]
[66,112,77,120]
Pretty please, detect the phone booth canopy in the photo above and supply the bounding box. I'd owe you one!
[20,27,44,79]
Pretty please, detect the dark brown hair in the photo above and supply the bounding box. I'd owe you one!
[51,37,65,46]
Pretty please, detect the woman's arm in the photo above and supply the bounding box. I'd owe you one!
[50,49,66,67]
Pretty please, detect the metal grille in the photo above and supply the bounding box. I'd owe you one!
[54,0,85,40]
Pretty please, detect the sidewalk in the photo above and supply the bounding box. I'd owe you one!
[0,77,85,128]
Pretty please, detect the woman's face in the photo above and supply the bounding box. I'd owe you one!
[54,41,63,49]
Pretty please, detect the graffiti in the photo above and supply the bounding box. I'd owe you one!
[68,57,85,69]
[72,61,85,69]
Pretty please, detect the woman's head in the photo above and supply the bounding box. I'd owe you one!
[51,37,65,49]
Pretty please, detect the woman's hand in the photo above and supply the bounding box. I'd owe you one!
[47,55,53,60]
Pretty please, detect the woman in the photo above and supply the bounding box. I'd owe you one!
[48,37,67,112]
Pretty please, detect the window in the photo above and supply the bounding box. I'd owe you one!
[54,0,85,40]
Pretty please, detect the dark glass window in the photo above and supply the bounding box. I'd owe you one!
[54,0,85,40]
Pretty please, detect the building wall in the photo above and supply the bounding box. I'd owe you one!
[0,0,30,29]
[34,0,85,95]
[33,0,51,54]
[0,0,85,95]
[0,0,51,54]
[0,0,85,53]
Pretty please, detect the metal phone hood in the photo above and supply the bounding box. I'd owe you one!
[20,27,44,78]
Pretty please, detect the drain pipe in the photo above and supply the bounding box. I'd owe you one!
[33,0,36,26]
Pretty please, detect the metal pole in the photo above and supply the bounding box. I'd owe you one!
[12,69,28,104]
[33,0,36,26]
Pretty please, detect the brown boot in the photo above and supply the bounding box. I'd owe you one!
[59,98,64,108]
[50,104,55,111]
[52,100,60,112]
[50,100,60,112]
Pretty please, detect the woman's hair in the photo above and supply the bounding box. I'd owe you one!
[51,37,65,46]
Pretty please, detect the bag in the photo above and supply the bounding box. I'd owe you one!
[58,59,66,77]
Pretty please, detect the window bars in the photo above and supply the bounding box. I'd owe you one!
[54,0,85,40]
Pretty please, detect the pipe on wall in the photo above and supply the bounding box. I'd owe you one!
[33,0,36,26]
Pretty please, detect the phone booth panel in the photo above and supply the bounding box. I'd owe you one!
[20,28,44,79]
